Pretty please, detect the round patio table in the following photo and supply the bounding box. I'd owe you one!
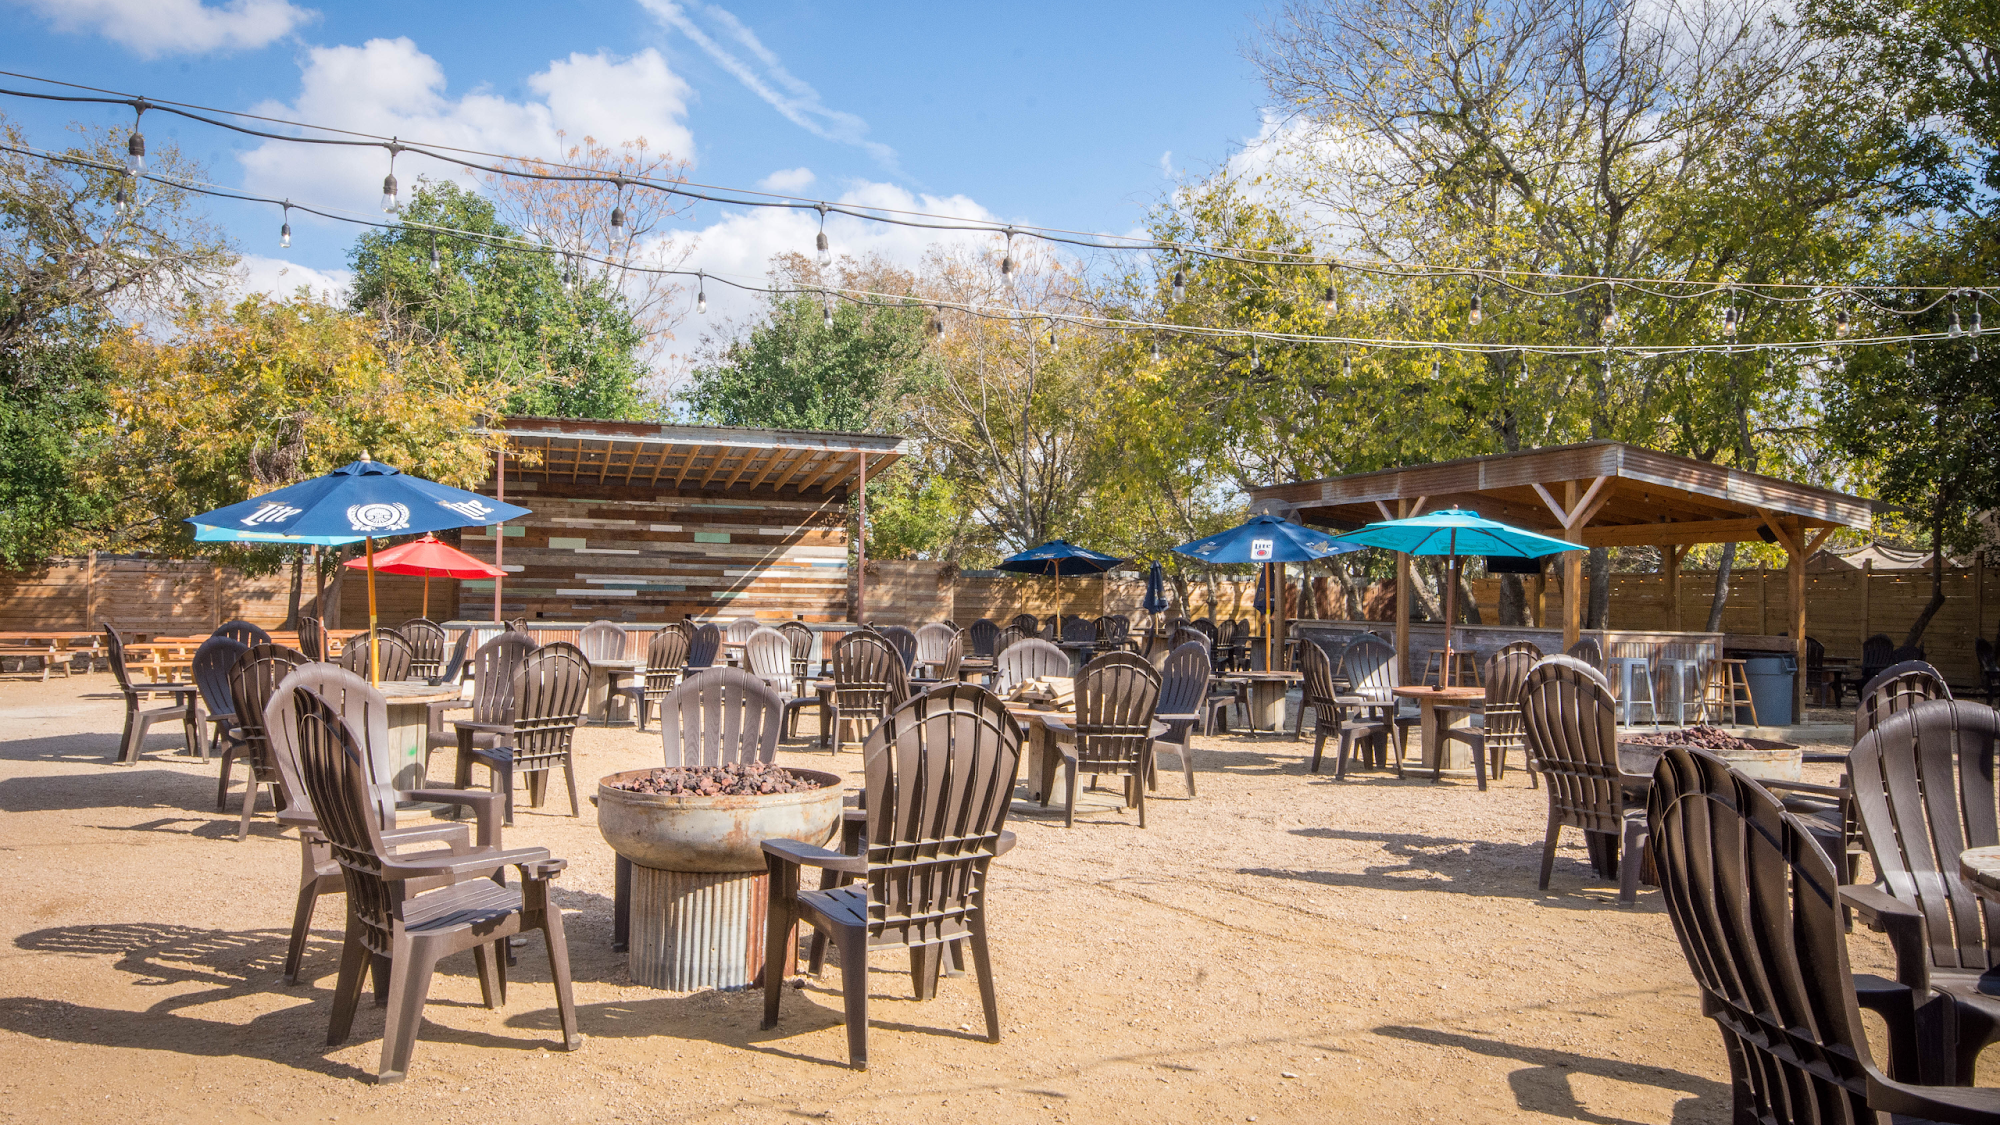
[1002,703,1170,804]
[1391,685,1484,773]
[372,681,465,790]
[1960,846,2000,904]
[1224,670,1303,733]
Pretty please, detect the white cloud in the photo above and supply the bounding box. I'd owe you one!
[230,254,352,303]
[11,0,312,55]
[638,0,897,170]
[237,38,694,220]
[756,166,815,194]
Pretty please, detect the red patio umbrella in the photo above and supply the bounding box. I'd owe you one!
[343,533,504,619]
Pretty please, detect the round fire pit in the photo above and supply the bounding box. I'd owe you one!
[598,765,843,991]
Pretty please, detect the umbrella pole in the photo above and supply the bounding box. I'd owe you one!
[366,535,379,686]
[1442,555,1459,688]
[422,572,430,620]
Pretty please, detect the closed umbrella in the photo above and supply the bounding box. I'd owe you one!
[1174,513,1364,668]
[342,532,505,619]
[996,540,1127,641]
[187,456,530,683]
[1334,508,1584,685]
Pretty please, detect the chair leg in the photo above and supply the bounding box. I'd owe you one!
[1539,812,1562,890]
[237,777,259,840]
[969,913,1001,1043]
[286,879,322,984]
[764,856,799,1028]
[1392,724,1407,778]
[377,938,437,1084]
[1311,727,1328,774]
[836,925,871,1069]
[909,945,941,1001]
[1179,733,1197,797]
[328,917,371,1046]
[1474,735,1488,792]
[612,854,631,952]
[563,756,580,817]
[541,905,580,1050]
[1063,759,1079,829]
[1134,772,1147,828]
[1619,814,1646,906]
[472,942,503,1008]
[215,748,237,810]
[1334,728,1352,779]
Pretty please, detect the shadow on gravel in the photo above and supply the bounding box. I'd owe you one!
[1374,1024,1729,1124]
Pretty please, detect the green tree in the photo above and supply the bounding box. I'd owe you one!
[347,180,647,419]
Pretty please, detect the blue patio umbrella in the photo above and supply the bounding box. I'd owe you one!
[996,540,1127,641]
[187,456,531,682]
[1141,561,1169,614]
[1336,508,1584,685]
[1176,513,1364,668]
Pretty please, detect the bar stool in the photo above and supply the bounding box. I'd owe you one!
[1657,656,1703,725]
[1702,659,1758,726]
[1608,656,1658,726]
[1420,649,1482,688]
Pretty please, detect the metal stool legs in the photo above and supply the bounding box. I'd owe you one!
[1611,658,1658,727]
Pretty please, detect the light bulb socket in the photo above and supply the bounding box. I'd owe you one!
[610,205,625,230]
[125,132,145,175]
[815,229,830,264]
[1171,269,1185,301]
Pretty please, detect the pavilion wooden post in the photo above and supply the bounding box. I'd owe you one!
[1562,482,1584,651]
[492,446,505,623]
[854,451,868,624]
[1393,500,1412,684]
[1666,545,1684,632]
[1756,510,1832,723]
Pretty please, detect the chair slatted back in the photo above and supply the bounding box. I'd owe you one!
[1853,660,1952,741]
[340,630,414,682]
[861,685,1022,947]
[1482,650,1537,748]
[265,664,399,827]
[995,638,1068,694]
[778,621,816,683]
[1521,658,1623,835]
[1340,637,1398,699]
[686,623,722,670]
[725,617,761,647]
[213,619,271,647]
[433,628,473,686]
[226,648,308,791]
[877,626,919,670]
[1169,625,1208,657]
[1070,652,1161,772]
[996,625,1025,655]
[297,616,329,662]
[936,631,964,682]
[290,693,398,959]
[1647,745,1876,1124]
[1158,641,1213,716]
[1565,636,1605,671]
[834,631,903,731]
[966,619,1001,659]
[1861,633,1895,681]
[1495,640,1543,662]
[507,642,589,771]
[1298,639,1342,728]
[192,636,250,718]
[661,668,784,767]
[399,619,447,678]
[1850,700,2000,974]
[744,627,793,693]
[577,620,628,663]
[470,632,538,725]
[102,626,142,692]
[914,623,955,670]
[1008,614,1039,636]
[642,626,690,702]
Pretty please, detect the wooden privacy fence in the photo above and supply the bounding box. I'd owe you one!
[0,554,446,636]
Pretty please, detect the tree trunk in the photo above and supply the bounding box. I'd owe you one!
[1904,516,1948,647]
[327,545,348,630]
[1409,559,1444,622]
[1585,547,1612,629]
[1330,555,1366,619]
[1455,564,1483,624]
[1705,543,1737,632]
[284,550,304,628]
[1498,573,1526,625]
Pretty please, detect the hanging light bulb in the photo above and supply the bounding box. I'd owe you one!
[428,238,440,275]
[929,306,945,338]
[1151,338,1161,362]
[1171,269,1185,303]
[1834,305,1850,337]
[1342,354,1352,379]
[1723,305,1738,337]
[1907,346,1917,370]
[815,204,831,265]
[696,271,707,315]
[381,172,399,215]
[1975,301,1985,336]
[1322,265,1337,314]
[279,219,290,249]
[1048,325,1059,352]
[1002,229,1015,278]
[1949,298,1963,337]
[125,114,146,176]
[1251,344,1261,373]
[610,204,626,234]
[1431,356,1440,380]
[1600,293,1618,333]
[822,292,834,329]
[1469,292,1483,327]
[113,178,128,216]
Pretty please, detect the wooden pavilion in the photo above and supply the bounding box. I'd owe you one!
[1248,440,1877,716]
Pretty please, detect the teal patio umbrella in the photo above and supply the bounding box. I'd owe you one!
[1336,508,1585,686]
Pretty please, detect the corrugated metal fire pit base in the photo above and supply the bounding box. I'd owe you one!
[628,866,776,991]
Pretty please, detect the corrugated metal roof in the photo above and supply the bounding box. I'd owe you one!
[481,415,907,496]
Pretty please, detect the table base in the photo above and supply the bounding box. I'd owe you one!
[627,866,784,991]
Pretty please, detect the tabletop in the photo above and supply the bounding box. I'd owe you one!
[591,659,646,672]
[1961,846,2000,902]
[1391,685,1484,702]
[1226,671,1303,683]
[372,682,465,706]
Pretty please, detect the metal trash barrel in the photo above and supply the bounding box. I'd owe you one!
[1743,655,1796,726]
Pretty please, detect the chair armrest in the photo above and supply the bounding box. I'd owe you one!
[1841,885,1931,993]
[382,845,552,881]
[1155,712,1200,724]
[1432,703,1483,717]
[762,837,867,874]
[1758,779,1846,800]
[382,823,473,852]
[994,829,1018,856]
[1866,1073,2000,1125]
[405,788,504,847]
[454,720,511,735]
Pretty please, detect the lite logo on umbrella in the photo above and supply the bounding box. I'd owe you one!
[242,502,302,526]
[1250,538,1275,561]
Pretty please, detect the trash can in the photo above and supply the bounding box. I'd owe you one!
[1742,655,1796,727]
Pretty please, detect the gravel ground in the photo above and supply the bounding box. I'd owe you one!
[0,676,1913,1123]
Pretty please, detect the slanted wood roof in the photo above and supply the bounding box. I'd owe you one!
[1248,440,1875,548]
[484,416,907,498]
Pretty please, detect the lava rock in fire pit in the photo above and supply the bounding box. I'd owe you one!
[610,761,823,797]
[1623,724,1761,751]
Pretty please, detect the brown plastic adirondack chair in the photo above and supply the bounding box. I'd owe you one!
[913,623,955,677]
[1861,632,1896,683]
[398,619,447,680]
[1008,613,1039,635]
[192,635,249,764]
[610,668,785,953]
[105,625,202,764]
[290,690,577,1084]
[1295,639,1390,777]
[746,626,818,736]
[617,627,690,732]
[910,630,963,688]
[778,620,818,691]
[826,630,903,751]
[1435,650,1537,790]
[724,616,761,650]
[1151,641,1214,796]
[341,629,414,682]
[966,618,1001,659]
[1646,744,1996,1122]
[1051,651,1161,828]
[213,619,271,647]
[762,684,1021,1069]
[995,624,1026,655]
[1855,660,1952,742]
[1564,636,1605,671]
[1521,656,1649,905]
[222,646,308,839]
[429,627,472,688]
[1338,636,1418,764]
[578,620,627,663]
[264,664,502,984]
[877,625,919,671]
[297,616,329,662]
[685,622,722,670]
[994,637,1067,695]
[1495,640,1543,661]
[453,642,591,824]
[427,631,536,758]
[1844,699,2000,1086]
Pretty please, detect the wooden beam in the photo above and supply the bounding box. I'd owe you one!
[1667,545,1683,632]
[1754,507,1801,557]
[1562,480,1583,650]
[1394,497,1412,683]
[1578,517,1823,549]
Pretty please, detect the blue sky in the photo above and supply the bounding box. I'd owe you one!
[0,0,1279,352]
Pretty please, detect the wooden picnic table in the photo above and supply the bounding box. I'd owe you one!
[0,631,97,679]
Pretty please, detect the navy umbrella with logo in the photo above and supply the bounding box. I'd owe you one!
[186,456,530,682]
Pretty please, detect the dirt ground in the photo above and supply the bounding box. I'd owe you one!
[0,675,1906,1124]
